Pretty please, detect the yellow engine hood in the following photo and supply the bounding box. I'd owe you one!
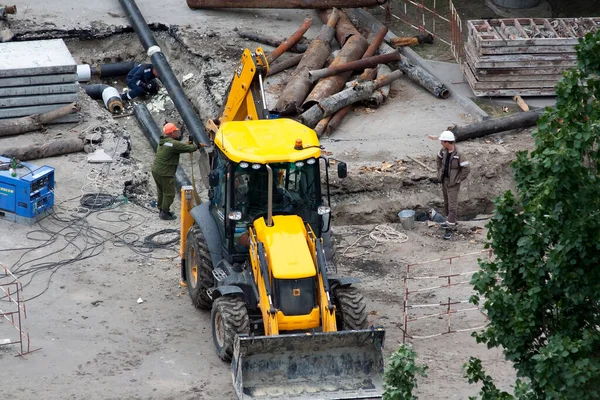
[253,215,316,280]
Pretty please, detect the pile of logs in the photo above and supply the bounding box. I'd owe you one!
[238,7,446,136]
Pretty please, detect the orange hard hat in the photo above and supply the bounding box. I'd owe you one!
[163,122,179,135]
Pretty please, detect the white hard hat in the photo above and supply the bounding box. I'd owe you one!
[439,130,455,142]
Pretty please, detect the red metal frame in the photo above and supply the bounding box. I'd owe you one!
[0,264,39,356]
[402,249,492,343]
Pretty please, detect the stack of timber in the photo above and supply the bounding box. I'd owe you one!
[0,39,79,124]
[463,17,600,97]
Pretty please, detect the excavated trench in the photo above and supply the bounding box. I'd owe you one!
[23,25,514,226]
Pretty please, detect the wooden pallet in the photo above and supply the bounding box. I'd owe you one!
[463,17,600,97]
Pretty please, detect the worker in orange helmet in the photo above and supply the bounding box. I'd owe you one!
[151,122,198,220]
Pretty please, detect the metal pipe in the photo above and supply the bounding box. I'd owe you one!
[186,0,386,9]
[266,164,273,227]
[318,8,360,47]
[133,103,193,189]
[451,109,543,142]
[267,54,303,77]
[81,84,123,114]
[119,0,210,146]
[267,18,312,64]
[274,9,340,115]
[237,31,308,53]
[308,51,400,83]
[96,61,137,78]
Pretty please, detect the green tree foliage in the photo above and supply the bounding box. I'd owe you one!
[383,344,428,400]
[469,31,600,399]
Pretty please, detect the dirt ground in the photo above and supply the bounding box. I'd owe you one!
[1,0,587,398]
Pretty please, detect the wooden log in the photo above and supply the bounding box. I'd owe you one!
[367,64,392,107]
[299,70,402,127]
[450,110,543,142]
[237,31,308,53]
[389,34,434,47]
[513,95,529,111]
[267,18,312,64]
[267,54,303,76]
[0,103,78,137]
[308,51,400,83]
[407,156,435,173]
[0,138,85,161]
[186,0,386,9]
[275,9,340,115]
[313,115,332,137]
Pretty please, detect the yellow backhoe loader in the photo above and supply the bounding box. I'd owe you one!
[179,47,385,399]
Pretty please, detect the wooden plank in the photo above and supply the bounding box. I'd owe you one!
[476,45,576,55]
[465,68,557,90]
[475,52,578,63]
[464,42,576,69]
[475,66,571,76]
[471,87,557,97]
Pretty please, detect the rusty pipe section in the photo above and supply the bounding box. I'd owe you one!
[308,51,400,83]
[187,0,386,9]
[302,34,368,110]
[275,9,339,115]
[267,18,312,64]
[300,70,402,127]
[267,54,303,77]
[238,31,308,53]
[318,8,361,47]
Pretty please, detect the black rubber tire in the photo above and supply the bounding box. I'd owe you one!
[211,296,250,361]
[185,224,214,310]
[334,286,369,330]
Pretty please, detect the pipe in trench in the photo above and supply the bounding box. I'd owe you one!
[186,0,387,9]
[0,5,16,19]
[81,84,124,114]
[78,62,138,82]
[119,0,210,146]
[133,103,193,189]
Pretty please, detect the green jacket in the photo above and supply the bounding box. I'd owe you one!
[151,135,198,177]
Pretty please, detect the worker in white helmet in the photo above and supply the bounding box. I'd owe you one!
[436,130,470,240]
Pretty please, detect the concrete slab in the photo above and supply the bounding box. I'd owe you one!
[0,93,78,108]
[0,103,76,118]
[0,39,76,78]
[0,73,78,87]
[0,83,78,97]
[87,149,113,163]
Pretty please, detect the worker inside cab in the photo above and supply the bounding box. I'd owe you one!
[230,160,320,253]
[122,63,160,101]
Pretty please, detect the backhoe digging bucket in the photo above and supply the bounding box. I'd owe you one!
[232,328,386,400]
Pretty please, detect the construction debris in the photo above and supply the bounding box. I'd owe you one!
[275,9,340,115]
[300,69,403,127]
[464,18,600,96]
[87,149,113,163]
[186,0,386,9]
[267,54,303,76]
[308,51,401,83]
[267,18,312,64]
[389,33,434,47]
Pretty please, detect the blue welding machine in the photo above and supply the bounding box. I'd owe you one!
[0,156,54,225]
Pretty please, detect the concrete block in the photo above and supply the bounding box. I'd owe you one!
[0,103,75,118]
[0,39,76,78]
[0,73,78,88]
[0,93,78,108]
[0,83,78,97]
[87,149,113,163]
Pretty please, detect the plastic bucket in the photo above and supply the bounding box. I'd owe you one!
[398,210,415,230]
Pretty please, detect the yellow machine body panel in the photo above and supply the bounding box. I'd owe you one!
[276,307,320,331]
[252,215,316,280]
[215,119,321,164]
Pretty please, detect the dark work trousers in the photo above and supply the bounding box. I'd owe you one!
[152,171,176,212]
[442,180,461,224]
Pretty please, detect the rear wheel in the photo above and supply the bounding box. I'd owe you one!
[185,225,214,310]
[334,286,369,330]
[211,296,250,361]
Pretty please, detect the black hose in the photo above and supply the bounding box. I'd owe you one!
[133,103,193,189]
[96,61,137,78]
[81,84,108,100]
[80,193,117,209]
[119,0,210,146]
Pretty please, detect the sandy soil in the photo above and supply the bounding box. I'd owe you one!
[0,1,561,399]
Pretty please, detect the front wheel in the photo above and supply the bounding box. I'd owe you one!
[334,286,369,330]
[211,296,250,361]
[185,225,214,309]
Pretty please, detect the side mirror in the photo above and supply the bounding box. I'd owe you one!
[208,171,219,187]
[337,162,347,179]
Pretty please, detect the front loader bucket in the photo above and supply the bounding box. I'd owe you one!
[231,328,386,400]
